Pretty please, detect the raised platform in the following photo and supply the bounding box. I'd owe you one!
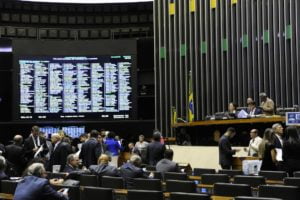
[173,116,285,127]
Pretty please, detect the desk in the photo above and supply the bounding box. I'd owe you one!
[173,117,285,146]
[232,156,258,170]
[173,117,285,128]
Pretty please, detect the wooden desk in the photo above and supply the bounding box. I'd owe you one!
[0,193,14,200]
[211,196,234,200]
[173,116,285,128]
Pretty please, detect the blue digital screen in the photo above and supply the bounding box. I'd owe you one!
[286,112,300,126]
[39,126,85,138]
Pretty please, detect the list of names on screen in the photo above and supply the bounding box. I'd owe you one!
[19,56,133,120]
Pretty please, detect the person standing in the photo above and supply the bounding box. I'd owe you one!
[283,126,300,176]
[5,135,26,176]
[104,131,122,167]
[23,126,48,162]
[218,127,239,169]
[80,130,99,168]
[135,135,149,163]
[272,123,284,170]
[147,131,166,166]
[259,92,275,115]
[259,128,277,171]
[48,133,72,172]
[246,129,262,157]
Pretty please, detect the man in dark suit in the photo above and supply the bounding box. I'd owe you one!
[156,149,180,174]
[95,134,107,159]
[63,154,80,173]
[79,130,99,168]
[14,163,68,200]
[247,101,263,116]
[48,133,72,172]
[120,154,147,188]
[89,154,119,177]
[218,127,239,169]
[5,135,26,176]
[147,131,166,166]
[272,123,284,170]
[23,126,48,162]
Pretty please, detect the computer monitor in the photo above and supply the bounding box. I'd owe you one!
[286,112,300,126]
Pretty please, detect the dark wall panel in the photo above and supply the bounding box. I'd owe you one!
[154,0,300,136]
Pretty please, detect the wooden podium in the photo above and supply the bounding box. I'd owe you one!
[232,156,259,170]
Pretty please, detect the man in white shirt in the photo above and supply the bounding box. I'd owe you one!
[247,129,262,157]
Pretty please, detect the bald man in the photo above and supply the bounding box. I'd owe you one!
[5,135,26,176]
[48,133,72,172]
[89,154,119,177]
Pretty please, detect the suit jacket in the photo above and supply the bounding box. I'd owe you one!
[95,142,107,159]
[274,134,283,149]
[5,144,26,176]
[147,141,166,166]
[247,107,263,115]
[79,138,98,168]
[49,142,72,172]
[218,135,236,167]
[14,176,68,200]
[23,135,48,161]
[120,162,146,188]
[63,164,78,173]
[89,164,119,177]
[156,158,179,174]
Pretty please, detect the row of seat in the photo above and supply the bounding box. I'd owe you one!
[2,182,297,200]
[0,1,153,14]
[1,12,153,25]
[0,26,152,39]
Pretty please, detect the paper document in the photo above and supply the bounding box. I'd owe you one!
[34,146,44,158]
[275,148,283,161]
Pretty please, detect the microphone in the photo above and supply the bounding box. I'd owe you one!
[177,118,187,123]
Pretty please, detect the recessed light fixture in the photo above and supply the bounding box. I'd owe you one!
[20,0,153,3]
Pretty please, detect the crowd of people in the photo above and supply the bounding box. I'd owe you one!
[219,123,300,177]
[0,122,299,199]
[0,126,180,199]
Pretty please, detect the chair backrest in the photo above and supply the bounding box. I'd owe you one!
[101,176,124,189]
[51,185,80,200]
[218,169,243,177]
[166,180,196,193]
[146,165,156,171]
[1,180,18,193]
[235,196,283,200]
[258,171,288,181]
[127,189,163,200]
[259,185,300,200]
[164,172,187,181]
[170,192,210,200]
[132,178,161,191]
[284,177,300,187]
[201,174,229,185]
[293,171,300,177]
[80,186,113,200]
[193,168,216,176]
[79,175,99,187]
[234,175,266,188]
[46,172,67,179]
[213,183,252,197]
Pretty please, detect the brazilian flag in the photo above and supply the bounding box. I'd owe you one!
[188,71,194,122]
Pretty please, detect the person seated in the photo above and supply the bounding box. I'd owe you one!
[247,101,263,116]
[89,154,119,177]
[120,154,147,188]
[227,102,238,118]
[156,149,180,175]
[259,92,275,115]
[63,154,80,173]
[14,163,68,200]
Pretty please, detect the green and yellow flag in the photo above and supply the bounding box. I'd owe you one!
[171,107,177,125]
[188,71,194,122]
